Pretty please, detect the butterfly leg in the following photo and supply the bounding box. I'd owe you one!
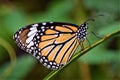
[80,42,84,51]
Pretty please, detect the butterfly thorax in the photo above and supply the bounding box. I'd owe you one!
[76,22,88,41]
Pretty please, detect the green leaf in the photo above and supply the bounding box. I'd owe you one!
[79,22,120,63]
[0,56,35,80]
[30,0,73,22]
[83,0,119,13]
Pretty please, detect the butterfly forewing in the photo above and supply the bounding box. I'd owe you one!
[13,22,83,70]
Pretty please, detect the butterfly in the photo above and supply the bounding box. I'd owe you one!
[13,21,89,70]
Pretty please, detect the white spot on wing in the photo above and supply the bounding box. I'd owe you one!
[47,65,51,69]
[33,53,36,57]
[28,29,37,36]
[32,24,38,27]
[42,29,45,32]
[43,63,47,66]
[36,56,40,59]
[50,22,53,23]
[27,41,34,48]
[26,33,36,43]
[41,26,45,29]
[50,26,54,29]
[37,36,40,39]
[40,33,43,35]
[14,34,17,38]
[30,26,37,30]
[42,23,46,25]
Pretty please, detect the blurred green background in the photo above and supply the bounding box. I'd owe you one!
[0,0,120,80]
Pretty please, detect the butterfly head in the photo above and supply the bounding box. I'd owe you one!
[76,18,95,41]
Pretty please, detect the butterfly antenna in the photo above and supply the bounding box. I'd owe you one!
[85,14,104,23]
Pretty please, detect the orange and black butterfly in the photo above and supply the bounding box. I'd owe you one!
[13,21,88,70]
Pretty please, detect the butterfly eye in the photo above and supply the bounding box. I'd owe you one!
[13,22,88,70]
